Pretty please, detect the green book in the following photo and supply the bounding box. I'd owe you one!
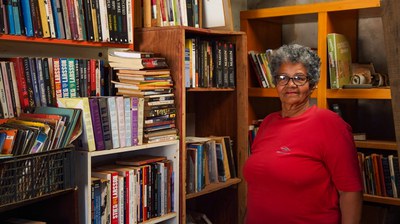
[327,33,352,89]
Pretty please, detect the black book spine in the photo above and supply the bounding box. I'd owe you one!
[5,62,17,117]
[22,57,35,109]
[83,0,93,41]
[228,42,235,88]
[94,0,102,41]
[0,0,6,33]
[30,0,43,37]
[120,0,127,43]
[74,58,80,97]
[42,58,53,106]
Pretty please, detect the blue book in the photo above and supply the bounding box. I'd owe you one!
[6,0,15,34]
[189,143,205,192]
[59,58,70,98]
[92,178,101,224]
[29,58,41,107]
[0,132,7,151]
[20,0,33,36]
[50,0,61,38]
[11,0,21,35]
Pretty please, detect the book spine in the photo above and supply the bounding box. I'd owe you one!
[0,65,9,118]
[74,59,80,97]
[227,42,235,88]
[89,97,105,150]
[100,0,109,42]
[22,57,35,109]
[60,58,69,97]
[42,58,53,106]
[29,58,41,107]
[83,0,94,41]
[60,0,71,39]
[110,172,119,224]
[130,96,138,146]
[116,96,126,148]
[52,58,62,100]
[38,0,50,37]
[10,58,29,112]
[98,97,113,150]
[34,58,47,106]
[45,0,56,38]
[137,97,144,145]
[107,97,120,148]
[1,62,15,117]
[75,0,86,40]
[20,0,33,36]
[67,58,77,97]
[124,97,132,147]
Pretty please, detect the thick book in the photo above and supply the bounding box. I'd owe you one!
[107,97,120,148]
[20,0,33,36]
[327,33,352,89]
[9,58,29,112]
[109,57,169,70]
[89,97,105,150]
[57,97,96,151]
[97,97,113,150]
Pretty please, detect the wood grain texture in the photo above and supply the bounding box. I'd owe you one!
[381,0,400,165]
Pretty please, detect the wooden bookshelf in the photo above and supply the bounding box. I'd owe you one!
[241,0,398,213]
[135,26,248,224]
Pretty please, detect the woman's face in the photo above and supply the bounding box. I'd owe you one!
[275,62,313,107]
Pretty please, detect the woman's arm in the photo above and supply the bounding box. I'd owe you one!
[339,191,363,224]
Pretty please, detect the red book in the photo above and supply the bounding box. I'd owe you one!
[9,58,29,112]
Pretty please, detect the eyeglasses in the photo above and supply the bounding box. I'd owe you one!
[275,74,309,86]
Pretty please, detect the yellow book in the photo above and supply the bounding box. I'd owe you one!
[57,97,96,151]
[38,0,50,37]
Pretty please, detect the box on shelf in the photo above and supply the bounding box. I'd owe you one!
[0,147,74,208]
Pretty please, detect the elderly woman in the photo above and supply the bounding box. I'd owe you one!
[244,44,363,224]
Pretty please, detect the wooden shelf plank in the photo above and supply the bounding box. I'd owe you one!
[187,88,235,92]
[326,88,391,99]
[355,140,397,150]
[0,35,131,48]
[240,0,380,20]
[142,212,177,224]
[364,194,400,206]
[186,178,241,200]
[248,87,317,98]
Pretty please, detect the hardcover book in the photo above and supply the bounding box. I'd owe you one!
[327,33,352,89]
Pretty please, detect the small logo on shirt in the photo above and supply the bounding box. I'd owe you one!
[276,146,291,154]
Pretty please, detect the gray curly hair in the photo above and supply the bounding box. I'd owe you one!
[269,44,321,88]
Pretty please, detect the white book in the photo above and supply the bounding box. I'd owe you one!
[0,65,9,118]
[99,0,110,42]
[126,0,133,43]
[9,62,21,116]
[107,97,120,148]
[45,0,56,38]
[1,62,15,117]
[116,96,126,148]
[124,97,132,147]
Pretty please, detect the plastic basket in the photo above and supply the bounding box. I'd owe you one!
[0,148,74,208]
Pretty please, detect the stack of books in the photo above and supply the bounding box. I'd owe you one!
[110,52,178,144]
[108,49,168,71]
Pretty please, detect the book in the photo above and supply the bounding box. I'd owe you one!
[57,97,96,151]
[107,97,120,148]
[97,97,113,150]
[327,33,352,89]
[116,155,167,166]
[108,57,169,70]
[109,49,155,59]
[89,98,105,150]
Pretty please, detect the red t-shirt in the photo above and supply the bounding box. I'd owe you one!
[243,105,363,224]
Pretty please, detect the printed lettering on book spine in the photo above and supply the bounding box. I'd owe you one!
[10,58,29,112]
[60,58,70,98]
[98,97,113,150]
[130,96,138,146]
[89,98,105,150]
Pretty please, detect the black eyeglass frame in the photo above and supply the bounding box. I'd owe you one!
[275,74,310,86]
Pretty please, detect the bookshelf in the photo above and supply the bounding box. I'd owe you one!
[134,26,248,223]
[241,0,399,211]
[75,140,180,224]
[0,1,142,222]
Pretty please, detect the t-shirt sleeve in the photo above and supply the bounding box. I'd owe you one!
[319,112,363,192]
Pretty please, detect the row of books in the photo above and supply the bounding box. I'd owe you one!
[57,94,178,151]
[0,0,133,43]
[185,136,237,194]
[0,106,80,156]
[0,58,109,118]
[358,152,400,198]
[185,38,235,88]
[248,50,274,88]
[91,155,174,224]
[134,0,200,28]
